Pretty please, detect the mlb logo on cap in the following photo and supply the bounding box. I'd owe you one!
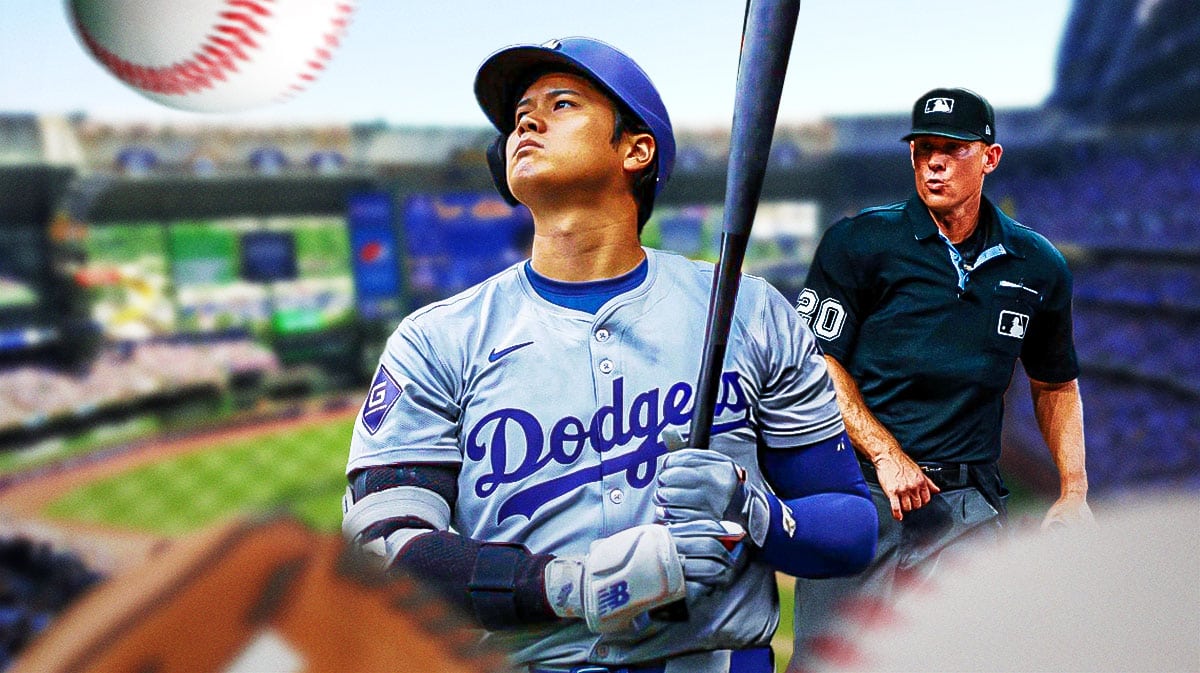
[903,87,996,145]
[925,97,954,114]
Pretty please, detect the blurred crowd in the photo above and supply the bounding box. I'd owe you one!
[993,135,1200,494]
[0,337,279,436]
[0,536,103,670]
[991,140,1200,250]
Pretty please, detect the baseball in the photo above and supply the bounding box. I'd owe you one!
[66,0,356,113]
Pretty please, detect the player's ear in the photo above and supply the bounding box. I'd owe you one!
[623,132,656,174]
[982,142,1003,174]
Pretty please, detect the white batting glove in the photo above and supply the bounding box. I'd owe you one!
[653,449,772,547]
[543,524,686,634]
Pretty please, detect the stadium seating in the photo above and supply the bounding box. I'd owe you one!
[1073,260,1200,311]
[0,337,280,437]
[988,139,1200,252]
[989,131,1200,495]
[1006,371,1200,493]
[0,536,103,670]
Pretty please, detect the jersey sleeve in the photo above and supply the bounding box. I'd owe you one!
[347,317,464,474]
[1020,250,1081,383]
[799,218,865,363]
[749,280,845,449]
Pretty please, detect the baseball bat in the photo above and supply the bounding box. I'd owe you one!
[650,0,801,625]
[688,0,802,450]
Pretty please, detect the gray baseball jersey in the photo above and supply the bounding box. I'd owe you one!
[347,247,843,666]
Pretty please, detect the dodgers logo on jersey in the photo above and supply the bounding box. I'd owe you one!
[465,372,751,523]
[361,365,402,435]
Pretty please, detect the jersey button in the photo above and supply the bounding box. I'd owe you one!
[598,359,614,374]
[608,488,624,504]
[595,328,610,342]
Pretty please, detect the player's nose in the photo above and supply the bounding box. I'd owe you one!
[517,110,543,135]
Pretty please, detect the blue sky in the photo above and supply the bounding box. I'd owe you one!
[1,1,1072,128]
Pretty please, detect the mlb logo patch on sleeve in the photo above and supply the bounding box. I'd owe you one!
[361,365,403,435]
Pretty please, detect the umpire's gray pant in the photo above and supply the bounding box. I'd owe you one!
[788,483,1005,671]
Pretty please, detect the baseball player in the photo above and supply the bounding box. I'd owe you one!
[343,37,877,673]
[789,88,1094,669]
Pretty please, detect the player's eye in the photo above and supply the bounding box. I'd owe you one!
[553,98,577,110]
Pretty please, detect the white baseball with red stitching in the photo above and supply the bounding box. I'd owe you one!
[68,0,356,113]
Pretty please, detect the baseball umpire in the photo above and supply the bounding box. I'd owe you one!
[343,37,877,673]
[788,87,1094,668]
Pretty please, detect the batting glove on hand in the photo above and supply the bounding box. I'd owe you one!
[667,519,749,589]
[653,449,772,547]
[543,524,686,634]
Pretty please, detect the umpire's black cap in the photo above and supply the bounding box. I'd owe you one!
[903,87,995,144]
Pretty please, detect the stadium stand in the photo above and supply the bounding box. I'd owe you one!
[0,535,104,670]
[1050,0,1200,124]
[988,135,1200,252]
[988,0,1200,496]
[0,116,43,166]
[0,336,280,438]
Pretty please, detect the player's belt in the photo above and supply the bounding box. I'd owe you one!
[528,645,773,673]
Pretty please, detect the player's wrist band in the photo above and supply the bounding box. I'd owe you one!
[467,542,527,629]
[466,541,557,630]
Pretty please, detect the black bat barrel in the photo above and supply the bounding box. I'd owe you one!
[689,0,801,450]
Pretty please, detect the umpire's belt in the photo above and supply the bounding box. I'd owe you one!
[528,646,773,673]
[859,459,975,491]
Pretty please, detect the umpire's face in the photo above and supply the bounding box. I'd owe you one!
[505,72,656,210]
[910,135,1003,216]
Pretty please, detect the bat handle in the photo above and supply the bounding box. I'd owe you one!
[648,599,690,622]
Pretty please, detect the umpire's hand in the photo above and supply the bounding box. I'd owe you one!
[1041,492,1095,530]
[872,449,940,521]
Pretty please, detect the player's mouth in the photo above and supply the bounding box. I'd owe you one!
[924,178,947,192]
[513,139,543,158]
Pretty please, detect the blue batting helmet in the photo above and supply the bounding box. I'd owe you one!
[474,37,676,196]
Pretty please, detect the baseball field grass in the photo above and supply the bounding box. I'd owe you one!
[42,415,352,535]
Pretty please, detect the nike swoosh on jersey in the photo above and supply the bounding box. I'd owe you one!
[488,341,534,362]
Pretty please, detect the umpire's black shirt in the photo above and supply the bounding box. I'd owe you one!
[799,194,1079,464]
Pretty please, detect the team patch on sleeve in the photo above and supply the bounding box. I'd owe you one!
[361,365,403,435]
